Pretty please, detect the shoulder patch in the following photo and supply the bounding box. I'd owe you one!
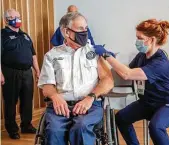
[86,51,96,60]
[24,34,30,41]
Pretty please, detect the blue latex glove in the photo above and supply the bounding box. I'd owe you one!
[94,45,115,57]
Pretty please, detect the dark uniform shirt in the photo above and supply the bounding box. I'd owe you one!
[129,49,169,106]
[1,26,36,70]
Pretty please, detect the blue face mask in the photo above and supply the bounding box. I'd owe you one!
[135,39,148,53]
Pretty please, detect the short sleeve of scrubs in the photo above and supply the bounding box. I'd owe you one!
[38,53,56,88]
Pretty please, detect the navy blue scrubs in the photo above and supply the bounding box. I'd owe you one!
[116,49,169,145]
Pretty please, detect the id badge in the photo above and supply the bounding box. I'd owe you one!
[137,80,145,95]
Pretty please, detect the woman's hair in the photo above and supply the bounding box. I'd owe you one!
[136,19,169,45]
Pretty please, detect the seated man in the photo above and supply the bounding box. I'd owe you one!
[38,12,114,145]
[50,5,95,46]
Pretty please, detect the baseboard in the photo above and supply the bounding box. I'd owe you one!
[1,107,45,131]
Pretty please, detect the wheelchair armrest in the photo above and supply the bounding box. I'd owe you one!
[115,85,133,88]
[105,91,133,98]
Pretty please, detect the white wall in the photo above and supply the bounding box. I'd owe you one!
[54,0,169,64]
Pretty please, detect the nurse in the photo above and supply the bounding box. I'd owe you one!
[94,19,169,145]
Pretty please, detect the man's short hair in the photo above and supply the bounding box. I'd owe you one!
[59,12,86,37]
[59,12,86,29]
[67,5,78,13]
[4,8,18,18]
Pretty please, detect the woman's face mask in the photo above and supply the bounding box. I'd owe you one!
[135,39,148,53]
[7,17,22,28]
[67,28,88,46]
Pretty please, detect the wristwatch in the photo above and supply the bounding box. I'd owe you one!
[88,93,97,101]
[103,52,111,60]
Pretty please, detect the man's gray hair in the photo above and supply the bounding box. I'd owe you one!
[4,9,17,18]
[59,12,86,37]
[59,12,86,29]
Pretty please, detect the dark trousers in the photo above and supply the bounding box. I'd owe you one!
[115,100,169,145]
[2,65,34,133]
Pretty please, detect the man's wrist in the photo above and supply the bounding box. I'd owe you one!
[87,93,97,101]
[50,93,59,100]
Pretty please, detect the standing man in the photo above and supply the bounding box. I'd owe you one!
[1,9,40,139]
[50,5,95,46]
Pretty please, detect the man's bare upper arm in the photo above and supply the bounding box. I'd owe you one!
[97,57,114,81]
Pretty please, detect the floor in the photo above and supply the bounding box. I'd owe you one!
[1,121,38,145]
[1,119,169,145]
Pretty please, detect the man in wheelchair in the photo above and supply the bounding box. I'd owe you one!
[38,12,114,145]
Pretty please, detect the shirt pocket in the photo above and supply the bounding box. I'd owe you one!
[53,59,69,84]
[84,59,98,80]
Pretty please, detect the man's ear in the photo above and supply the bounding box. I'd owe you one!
[4,18,8,24]
[63,28,69,37]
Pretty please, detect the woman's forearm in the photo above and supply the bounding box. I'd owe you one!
[106,56,147,80]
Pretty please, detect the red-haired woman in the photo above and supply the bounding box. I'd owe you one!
[94,19,169,145]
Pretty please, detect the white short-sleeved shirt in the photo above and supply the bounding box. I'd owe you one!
[38,43,99,101]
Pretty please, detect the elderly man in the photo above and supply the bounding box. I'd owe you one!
[1,9,40,139]
[50,5,95,46]
[38,12,113,145]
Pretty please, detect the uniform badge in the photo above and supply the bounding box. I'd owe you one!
[86,51,96,60]
[9,35,17,39]
[52,57,64,65]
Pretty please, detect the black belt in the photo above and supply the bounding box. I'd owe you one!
[67,101,78,106]
[45,98,78,107]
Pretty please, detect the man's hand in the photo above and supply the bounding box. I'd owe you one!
[51,94,70,118]
[35,71,40,83]
[94,45,115,57]
[73,96,94,115]
[1,72,5,85]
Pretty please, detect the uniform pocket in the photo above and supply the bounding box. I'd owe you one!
[84,60,98,80]
[53,59,69,84]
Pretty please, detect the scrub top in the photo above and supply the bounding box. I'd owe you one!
[129,49,169,106]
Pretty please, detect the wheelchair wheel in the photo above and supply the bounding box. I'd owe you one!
[94,120,104,145]
[110,108,119,145]
[106,105,114,145]
[96,139,102,145]
[34,112,46,145]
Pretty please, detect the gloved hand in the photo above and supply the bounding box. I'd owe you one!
[94,45,115,57]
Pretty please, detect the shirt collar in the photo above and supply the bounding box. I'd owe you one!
[5,26,24,34]
[62,43,76,53]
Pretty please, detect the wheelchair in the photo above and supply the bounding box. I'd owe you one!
[35,69,139,145]
[34,97,119,145]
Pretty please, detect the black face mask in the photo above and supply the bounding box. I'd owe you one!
[67,28,88,46]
